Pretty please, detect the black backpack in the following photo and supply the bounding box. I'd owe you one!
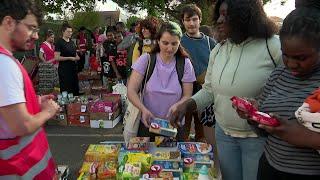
[141,53,185,90]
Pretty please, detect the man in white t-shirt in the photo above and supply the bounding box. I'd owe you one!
[0,0,60,178]
[0,3,59,139]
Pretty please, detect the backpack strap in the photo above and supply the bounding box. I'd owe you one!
[141,53,185,91]
[138,39,143,55]
[266,38,277,68]
[176,55,185,88]
[206,36,211,50]
[141,53,156,91]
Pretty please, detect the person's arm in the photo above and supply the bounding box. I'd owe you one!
[166,82,193,118]
[0,100,59,136]
[191,45,219,111]
[127,70,146,113]
[127,70,154,127]
[39,51,46,62]
[259,116,320,149]
[54,52,75,61]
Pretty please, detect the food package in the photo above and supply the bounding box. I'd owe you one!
[97,161,117,179]
[179,142,213,155]
[122,162,142,179]
[154,136,177,147]
[79,162,99,174]
[152,160,181,170]
[153,151,181,160]
[251,111,280,127]
[230,96,257,113]
[77,172,96,180]
[122,153,153,174]
[84,144,120,162]
[231,96,280,126]
[126,137,150,151]
[149,118,177,137]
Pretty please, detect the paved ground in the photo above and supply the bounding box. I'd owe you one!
[46,123,124,180]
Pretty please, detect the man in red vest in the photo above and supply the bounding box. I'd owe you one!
[0,0,60,179]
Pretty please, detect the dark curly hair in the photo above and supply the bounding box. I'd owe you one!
[280,7,320,50]
[152,22,189,58]
[296,0,320,8]
[0,0,43,25]
[213,0,278,44]
[61,22,72,33]
[140,16,160,40]
[180,4,202,21]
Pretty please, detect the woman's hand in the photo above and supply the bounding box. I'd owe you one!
[258,114,312,147]
[168,100,190,128]
[141,108,155,128]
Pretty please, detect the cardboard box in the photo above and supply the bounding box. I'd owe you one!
[88,96,120,113]
[90,115,121,129]
[47,113,68,126]
[66,103,89,116]
[68,115,90,127]
[90,107,121,121]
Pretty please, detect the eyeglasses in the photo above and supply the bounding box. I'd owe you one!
[16,20,40,35]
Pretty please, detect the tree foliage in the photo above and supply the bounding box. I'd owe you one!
[71,11,103,31]
[36,0,106,15]
[113,0,274,25]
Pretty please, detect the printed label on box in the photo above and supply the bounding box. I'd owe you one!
[104,106,112,112]
[80,116,85,123]
[81,105,87,113]
[59,114,65,120]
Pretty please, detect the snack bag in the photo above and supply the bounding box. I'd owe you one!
[231,96,280,127]
[97,161,117,179]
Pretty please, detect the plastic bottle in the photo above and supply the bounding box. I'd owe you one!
[198,165,210,180]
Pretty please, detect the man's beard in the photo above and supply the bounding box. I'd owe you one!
[10,29,35,51]
[11,37,35,52]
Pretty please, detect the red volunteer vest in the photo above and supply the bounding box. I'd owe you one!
[0,46,56,179]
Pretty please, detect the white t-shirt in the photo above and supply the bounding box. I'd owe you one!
[0,54,25,138]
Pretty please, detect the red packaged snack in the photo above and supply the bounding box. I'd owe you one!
[231,96,280,127]
[231,96,257,113]
[251,111,280,127]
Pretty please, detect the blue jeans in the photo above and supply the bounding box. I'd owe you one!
[215,123,266,180]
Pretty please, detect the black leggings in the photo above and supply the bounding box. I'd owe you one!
[257,153,320,180]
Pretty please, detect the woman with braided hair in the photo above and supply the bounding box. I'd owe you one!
[235,4,320,180]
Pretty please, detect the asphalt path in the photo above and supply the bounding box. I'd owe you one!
[46,124,124,179]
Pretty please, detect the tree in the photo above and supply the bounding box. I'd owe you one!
[113,0,274,25]
[35,0,107,15]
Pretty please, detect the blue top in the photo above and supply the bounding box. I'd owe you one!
[181,33,216,77]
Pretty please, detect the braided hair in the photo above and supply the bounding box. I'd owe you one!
[280,7,320,50]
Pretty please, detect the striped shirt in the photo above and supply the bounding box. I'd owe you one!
[258,64,320,175]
